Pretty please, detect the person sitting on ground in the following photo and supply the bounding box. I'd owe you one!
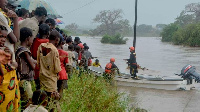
[57,35,68,98]
[92,59,102,68]
[16,27,36,110]
[37,30,61,112]
[30,23,50,90]
[45,18,56,31]
[24,90,48,112]
[17,8,29,21]
[66,44,75,78]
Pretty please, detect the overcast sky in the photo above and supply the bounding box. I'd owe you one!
[48,0,200,27]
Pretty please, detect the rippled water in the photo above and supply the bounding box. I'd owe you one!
[80,36,200,75]
[79,36,200,112]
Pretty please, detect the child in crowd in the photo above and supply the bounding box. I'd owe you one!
[37,30,61,112]
[66,44,75,78]
[57,36,68,98]
[16,27,36,109]
[0,24,20,112]
[45,18,56,31]
[31,24,50,60]
[24,90,48,112]
[17,8,29,21]
[30,23,50,90]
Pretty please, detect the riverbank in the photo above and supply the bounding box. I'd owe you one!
[60,71,130,111]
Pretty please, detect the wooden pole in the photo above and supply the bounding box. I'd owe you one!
[133,0,138,52]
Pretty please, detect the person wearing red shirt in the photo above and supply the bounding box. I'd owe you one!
[57,36,68,98]
[30,24,50,90]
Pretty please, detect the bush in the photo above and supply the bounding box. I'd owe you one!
[101,34,128,44]
[60,72,130,111]
[161,23,179,42]
[172,23,200,46]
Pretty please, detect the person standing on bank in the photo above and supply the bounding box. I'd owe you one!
[19,7,47,38]
[128,47,138,79]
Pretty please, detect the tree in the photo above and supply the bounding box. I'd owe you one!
[136,24,160,37]
[156,24,167,30]
[160,23,179,42]
[65,23,78,34]
[93,9,131,36]
[185,3,200,22]
[175,11,195,27]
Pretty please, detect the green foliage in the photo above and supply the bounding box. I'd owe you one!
[60,72,130,112]
[18,70,146,112]
[175,11,195,27]
[101,34,128,44]
[161,3,200,46]
[162,22,200,46]
[172,23,200,46]
[61,28,71,35]
[161,23,179,42]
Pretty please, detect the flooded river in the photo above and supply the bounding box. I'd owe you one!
[80,36,200,112]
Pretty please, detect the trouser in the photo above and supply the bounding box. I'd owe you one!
[57,80,68,98]
[34,78,40,90]
[130,65,138,77]
[19,80,33,110]
[66,65,73,79]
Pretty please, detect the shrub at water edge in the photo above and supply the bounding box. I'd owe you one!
[60,72,129,112]
[160,23,179,42]
[101,34,128,44]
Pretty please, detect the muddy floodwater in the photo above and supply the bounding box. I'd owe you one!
[80,36,200,112]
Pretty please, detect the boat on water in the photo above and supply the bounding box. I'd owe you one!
[88,65,200,91]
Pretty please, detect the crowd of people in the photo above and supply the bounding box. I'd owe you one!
[0,0,138,112]
[0,0,101,112]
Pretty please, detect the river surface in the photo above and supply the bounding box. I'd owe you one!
[79,36,200,112]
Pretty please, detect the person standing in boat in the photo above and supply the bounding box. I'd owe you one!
[128,47,138,78]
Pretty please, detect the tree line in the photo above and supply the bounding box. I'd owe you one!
[161,3,200,47]
[64,9,165,44]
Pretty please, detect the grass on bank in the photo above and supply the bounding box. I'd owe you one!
[60,71,129,112]
[20,70,146,112]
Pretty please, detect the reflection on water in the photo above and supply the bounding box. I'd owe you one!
[80,36,200,112]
